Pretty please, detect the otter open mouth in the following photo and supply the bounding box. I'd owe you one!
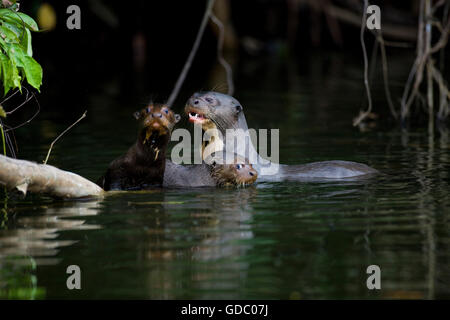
[188,111,207,124]
[144,130,158,145]
[186,106,208,124]
[143,123,168,146]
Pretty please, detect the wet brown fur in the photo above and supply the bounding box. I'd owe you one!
[98,103,180,191]
[211,162,258,187]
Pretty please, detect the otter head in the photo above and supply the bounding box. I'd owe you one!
[134,103,180,145]
[185,91,243,132]
[210,154,258,187]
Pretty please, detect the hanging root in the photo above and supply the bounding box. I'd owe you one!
[400,0,450,122]
[377,32,398,119]
[353,0,372,127]
[432,65,450,121]
[210,13,234,96]
[166,0,235,103]
[354,0,449,126]
[166,0,216,106]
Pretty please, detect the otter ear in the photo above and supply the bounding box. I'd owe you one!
[235,105,242,114]
[174,114,181,123]
[133,111,141,120]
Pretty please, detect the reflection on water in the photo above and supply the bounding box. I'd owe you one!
[0,201,101,259]
[0,201,101,298]
[1,53,449,299]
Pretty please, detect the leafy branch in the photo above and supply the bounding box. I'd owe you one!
[0,0,42,96]
[0,1,42,161]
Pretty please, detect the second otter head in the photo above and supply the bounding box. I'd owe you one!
[210,154,258,187]
[185,91,243,131]
[134,103,180,136]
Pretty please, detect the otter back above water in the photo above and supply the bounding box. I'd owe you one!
[258,161,378,182]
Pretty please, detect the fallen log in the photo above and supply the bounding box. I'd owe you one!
[0,154,104,198]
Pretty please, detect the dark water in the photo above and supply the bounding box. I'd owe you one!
[1,53,449,299]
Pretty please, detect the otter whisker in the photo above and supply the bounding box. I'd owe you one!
[210,83,228,93]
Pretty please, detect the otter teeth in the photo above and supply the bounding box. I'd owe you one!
[189,112,204,120]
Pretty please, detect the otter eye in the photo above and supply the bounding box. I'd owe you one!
[205,97,213,103]
[146,106,152,113]
[164,109,169,114]
[236,164,242,170]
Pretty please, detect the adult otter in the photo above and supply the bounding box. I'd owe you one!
[98,103,180,190]
[163,153,258,187]
[185,91,378,181]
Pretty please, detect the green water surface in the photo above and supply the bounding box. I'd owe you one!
[1,53,449,299]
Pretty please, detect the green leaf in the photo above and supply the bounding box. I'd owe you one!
[4,42,23,65]
[0,9,39,31]
[0,9,41,96]
[0,24,19,43]
[0,52,12,94]
[2,43,41,91]
[10,57,20,89]
[20,55,41,90]
[16,12,39,32]
[0,105,6,118]
[24,27,32,56]
[0,51,21,95]
[2,20,30,56]
[2,19,24,38]
[0,22,33,56]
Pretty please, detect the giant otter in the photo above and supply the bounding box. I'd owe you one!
[98,103,180,190]
[163,153,258,187]
[184,91,378,181]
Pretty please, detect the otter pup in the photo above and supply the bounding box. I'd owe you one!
[184,91,378,181]
[98,103,180,191]
[163,153,258,188]
[211,160,258,187]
